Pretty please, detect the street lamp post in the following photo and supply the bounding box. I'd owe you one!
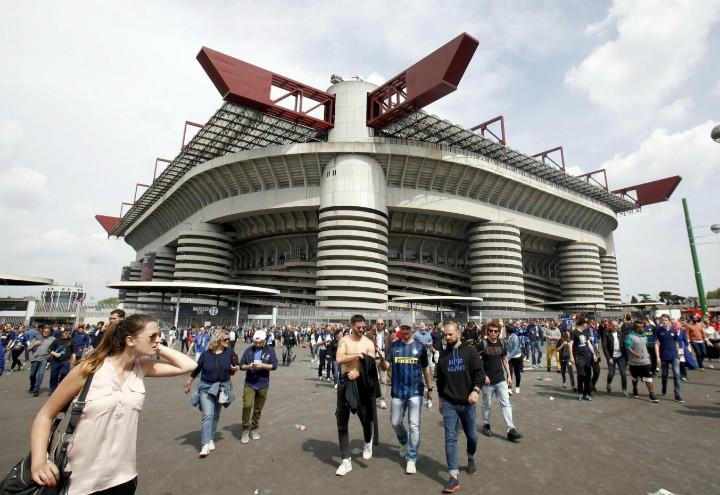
[681,198,719,316]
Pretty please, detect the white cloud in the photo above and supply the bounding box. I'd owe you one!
[364,72,386,86]
[657,97,694,124]
[0,119,23,162]
[565,0,720,113]
[602,121,720,189]
[712,79,720,96]
[0,166,49,208]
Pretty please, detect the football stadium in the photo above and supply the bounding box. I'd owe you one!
[96,33,681,322]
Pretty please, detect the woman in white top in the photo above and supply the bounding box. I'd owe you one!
[29,314,197,494]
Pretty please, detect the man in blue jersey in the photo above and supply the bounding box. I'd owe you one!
[379,323,433,474]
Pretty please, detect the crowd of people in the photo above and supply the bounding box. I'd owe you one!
[1,311,718,494]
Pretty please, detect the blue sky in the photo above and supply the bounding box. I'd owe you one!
[1,0,719,302]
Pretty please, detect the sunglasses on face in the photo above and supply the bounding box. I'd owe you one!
[222,338,230,342]
[487,329,500,333]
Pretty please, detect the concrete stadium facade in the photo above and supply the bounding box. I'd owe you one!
[115,80,625,314]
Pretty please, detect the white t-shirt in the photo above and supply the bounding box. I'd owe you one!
[611,332,622,358]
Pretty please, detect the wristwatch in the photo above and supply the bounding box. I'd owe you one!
[472,386,481,394]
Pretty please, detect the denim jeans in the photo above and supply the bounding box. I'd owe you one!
[691,341,707,369]
[661,358,682,399]
[442,401,477,477]
[283,345,293,366]
[481,381,514,432]
[530,341,543,365]
[29,359,49,392]
[391,396,422,461]
[199,388,222,445]
[49,361,70,393]
[606,355,627,391]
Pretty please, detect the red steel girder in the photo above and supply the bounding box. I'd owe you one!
[119,202,133,218]
[576,169,608,190]
[531,146,565,171]
[95,215,121,234]
[181,121,204,150]
[197,47,334,132]
[134,183,150,203]
[470,115,506,145]
[367,33,479,128]
[612,175,682,207]
[153,158,172,182]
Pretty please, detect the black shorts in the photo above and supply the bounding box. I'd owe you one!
[629,365,651,380]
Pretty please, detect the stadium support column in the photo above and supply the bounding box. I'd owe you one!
[557,242,605,308]
[174,223,233,283]
[124,261,142,309]
[599,235,621,307]
[316,154,388,310]
[137,247,177,310]
[468,223,526,312]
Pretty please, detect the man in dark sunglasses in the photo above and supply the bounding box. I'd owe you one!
[478,320,522,442]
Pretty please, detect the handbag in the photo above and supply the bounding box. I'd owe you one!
[0,374,94,495]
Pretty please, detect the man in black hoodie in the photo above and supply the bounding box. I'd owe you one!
[436,321,486,494]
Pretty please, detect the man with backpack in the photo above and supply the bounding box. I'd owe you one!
[478,320,523,442]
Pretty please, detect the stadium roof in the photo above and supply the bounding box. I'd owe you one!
[108,102,320,237]
[378,111,639,213]
[103,33,680,239]
[106,280,280,296]
[0,274,56,286]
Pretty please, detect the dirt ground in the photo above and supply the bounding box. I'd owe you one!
[1,347,718,495]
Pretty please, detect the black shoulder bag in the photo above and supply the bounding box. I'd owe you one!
[0,374,94,495]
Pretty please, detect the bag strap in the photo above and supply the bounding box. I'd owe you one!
[64,372,94,437]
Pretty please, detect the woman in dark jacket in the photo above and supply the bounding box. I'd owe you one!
[602,321,628,395]
[184,329,238,458]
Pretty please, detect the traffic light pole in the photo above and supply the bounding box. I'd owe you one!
[682,198,708,315]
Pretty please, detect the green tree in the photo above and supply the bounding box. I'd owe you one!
[707,287,720,299]
[97,297,120,306]
[631,295,638,304]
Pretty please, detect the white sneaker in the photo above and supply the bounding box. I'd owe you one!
[515,387,520,394]
[508,388,513,396]
[208,440,216,451]
[362,441,373,460]
[399,443,408,458]
[334,383,338,389]
[406,460,416,474]
[198,444,210,458]
[250,429,260,440]
[241,429,250,444]
[378,399,387,409]
[336,458,352,476]
[426,399,433,409]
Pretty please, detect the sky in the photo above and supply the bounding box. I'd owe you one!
[1,0,719,303]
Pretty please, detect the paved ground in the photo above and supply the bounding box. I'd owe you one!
[1,347,718,495]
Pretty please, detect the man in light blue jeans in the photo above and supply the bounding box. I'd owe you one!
[479,320,523,442]
[378,323,432,475]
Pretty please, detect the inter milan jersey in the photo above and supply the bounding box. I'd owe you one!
[388,340,428,399]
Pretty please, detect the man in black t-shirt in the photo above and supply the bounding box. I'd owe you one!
[569,317,598,401]
[48,328,75,394]
[281,326,297,366]
[478,320,522,442]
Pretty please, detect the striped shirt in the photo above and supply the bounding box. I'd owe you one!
[388,339,428,399]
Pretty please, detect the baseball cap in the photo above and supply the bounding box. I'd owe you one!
[253,330,267,341]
